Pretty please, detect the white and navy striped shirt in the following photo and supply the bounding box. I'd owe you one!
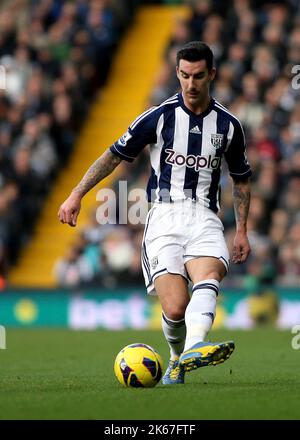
[110,93,252,212]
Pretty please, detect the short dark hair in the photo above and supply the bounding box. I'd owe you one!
[176,41,214,70]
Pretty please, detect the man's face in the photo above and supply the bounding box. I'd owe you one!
[176,59,216,107]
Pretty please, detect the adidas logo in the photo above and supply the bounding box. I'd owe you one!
[202,312,215,322]
[189,125,202,134]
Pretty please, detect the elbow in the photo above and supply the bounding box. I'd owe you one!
[232,176,251,185]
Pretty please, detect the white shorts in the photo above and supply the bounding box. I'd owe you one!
[141,200,229,295]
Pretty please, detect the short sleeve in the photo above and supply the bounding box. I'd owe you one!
[224,118,252,179]
[110,108,159,162]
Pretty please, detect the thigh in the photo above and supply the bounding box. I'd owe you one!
[154,273,190,320]
[142,204,188,294]
[185,256,226,284]
[184,208,230,274]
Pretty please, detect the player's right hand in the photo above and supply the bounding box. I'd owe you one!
[58,192,82,227]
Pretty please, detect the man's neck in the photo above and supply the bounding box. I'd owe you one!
[182,93,211,115]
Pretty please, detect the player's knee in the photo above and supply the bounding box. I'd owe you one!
[202,270,225,282]
[164,304,186,321]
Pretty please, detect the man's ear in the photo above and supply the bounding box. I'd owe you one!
[176,65,180,79]
[210,67,217,81]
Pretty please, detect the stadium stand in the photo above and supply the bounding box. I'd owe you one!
[5,1,190,287]
[0,0,139,287]
[2,0,300,290]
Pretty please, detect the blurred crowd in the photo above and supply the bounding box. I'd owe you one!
[154,0,300,290]
[55,0,300,290]
[1,0,299,290]
[0,0,137,285]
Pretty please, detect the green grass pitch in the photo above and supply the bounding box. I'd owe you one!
[0,328,299,420]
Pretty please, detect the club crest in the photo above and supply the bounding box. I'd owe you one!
[151,256,158,270]
[211,133,224,149]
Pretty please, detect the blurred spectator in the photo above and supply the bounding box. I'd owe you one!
[0,0,135,277]
[248,286,279,326]
[53,243,94,287]
[19,0,300,289]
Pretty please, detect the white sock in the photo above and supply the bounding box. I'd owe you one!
[161,313,186,360]
[183,279,219,351]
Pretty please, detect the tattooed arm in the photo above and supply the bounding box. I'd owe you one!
[72,150,122,197]
[58,150,122,227]
[231,178,251,263]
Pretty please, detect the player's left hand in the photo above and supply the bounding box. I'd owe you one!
[232,231,251,264]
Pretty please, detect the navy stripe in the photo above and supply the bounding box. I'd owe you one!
[162,313,185,328]
[214,102,240,125]
[146,268,168,288]
[193,283,219,296]
[208,111,229,212]
[192,282,219,291]
[183,118,203,200]
[142,243,150,274]
[130,106,158,130]
[110,144,135,162]
[141,250,151,284]
[158,108,176,201]
[141,210,153,283]
[219,256,229,271]
[214,105,252,178]
[202,312,215,322]
[141,247,151,284]
[152,267,168,279]
[166,340,182,344]
[143,210,152,255]
[130,96,178,130]
[146,280,153,288]
[141,230,150,276]
[147,167,158,202]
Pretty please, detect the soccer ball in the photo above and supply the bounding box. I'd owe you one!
[114,343,163,388]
